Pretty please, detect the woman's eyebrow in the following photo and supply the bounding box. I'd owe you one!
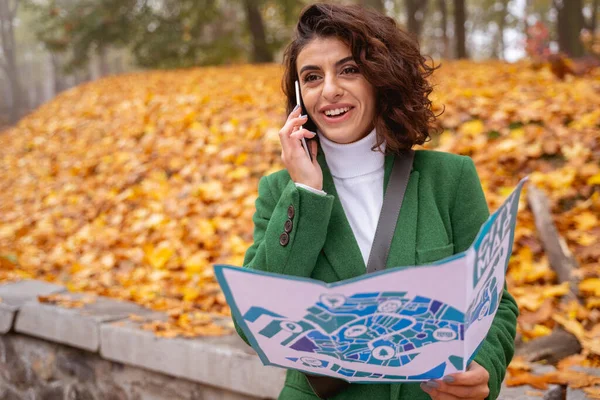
[299,56,354,75]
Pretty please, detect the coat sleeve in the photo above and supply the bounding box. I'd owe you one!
[233,174,335,345]
[451,157,519,400]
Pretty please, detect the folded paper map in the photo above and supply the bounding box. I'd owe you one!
[215,177,528,383]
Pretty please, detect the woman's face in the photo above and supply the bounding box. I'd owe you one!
[296,37,376,144]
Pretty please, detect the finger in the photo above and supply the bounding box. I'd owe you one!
[279,115,308,155]
[442,364,489,387]
[419,383,438,399]
[287,104,303,121]
[290,129,316,141]
[429,380,489,399]
[420,383,461,400]
[280,115,308,140]
[289,115,309,129]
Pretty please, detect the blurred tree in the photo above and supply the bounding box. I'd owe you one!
[0,0,23,123]
[26,0,244,70]
[24,0,139,73]
[494,0,510,59]
[588,0,600,32]
[467,0,515,60]
[405,0,429,42]
[590,0,598,32]
[25,0,311,70]
[555,0,585,57]
[528,0,597,57]
[129,0,242,68]
[454,0,468,58]
[438,0,450,58]
[244,0,272,63]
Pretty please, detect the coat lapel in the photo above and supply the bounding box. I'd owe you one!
[316,141,419,281]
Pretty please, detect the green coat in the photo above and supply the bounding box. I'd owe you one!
[233,144,519,400]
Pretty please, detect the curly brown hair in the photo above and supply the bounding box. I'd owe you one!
[281,2,442,155]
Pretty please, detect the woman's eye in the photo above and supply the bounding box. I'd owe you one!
[302,67,358,83]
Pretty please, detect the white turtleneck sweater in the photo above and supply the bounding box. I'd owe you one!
[294,128,385,266]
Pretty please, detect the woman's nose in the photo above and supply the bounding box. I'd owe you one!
[322,76,343,101]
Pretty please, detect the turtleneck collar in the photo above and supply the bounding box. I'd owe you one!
[317,127,385,179]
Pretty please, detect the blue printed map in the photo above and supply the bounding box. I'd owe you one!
[244,292,464,372]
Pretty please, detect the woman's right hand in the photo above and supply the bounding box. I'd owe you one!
[279,105,323,190]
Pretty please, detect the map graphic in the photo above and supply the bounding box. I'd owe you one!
[215,177,527,383]
[244,292,464,368]
[466,276,498,328]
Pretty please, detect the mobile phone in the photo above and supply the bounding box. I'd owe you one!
[295,80,313,162]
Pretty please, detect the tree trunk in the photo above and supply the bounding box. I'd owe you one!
[555,0,585,57]
[113,53,124,74]
[243,0,273,64]
[590,0,598,33]
[74,57,91,85]
[438,0,450,59]
[497,0,509,60]
[98,45,110,77]
[523,0,531,38]
[0,0,23,123]
[50,52,69,95]
[405,0,429,42]
[360,0,385,12]
[454,0,468,59]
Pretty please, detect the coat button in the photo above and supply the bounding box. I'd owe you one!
[287,205,295,219]
[279,232,289,246]
[284,219,293,233]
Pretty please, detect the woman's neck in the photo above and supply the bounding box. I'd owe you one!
[317,127,385,179]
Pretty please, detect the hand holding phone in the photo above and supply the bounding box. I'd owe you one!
[277,81,322,191]
[295,80,313,162]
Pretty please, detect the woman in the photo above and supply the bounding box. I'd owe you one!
[234,3,518,400]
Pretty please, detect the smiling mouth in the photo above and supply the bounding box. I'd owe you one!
[323,107,354,119]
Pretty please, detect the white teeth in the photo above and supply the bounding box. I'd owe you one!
[325,107,350,116]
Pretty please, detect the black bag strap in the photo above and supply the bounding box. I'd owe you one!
[305,150,415,399]
[366,149,414,273]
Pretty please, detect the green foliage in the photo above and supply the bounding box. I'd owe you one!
[129,0,244,68]
[24,0,245,71]
[21,0,348,71]
[24,0,139,72]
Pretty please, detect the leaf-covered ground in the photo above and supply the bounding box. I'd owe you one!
[0,61,599,385]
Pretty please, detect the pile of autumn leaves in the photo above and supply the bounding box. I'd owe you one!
[0,60,599,390]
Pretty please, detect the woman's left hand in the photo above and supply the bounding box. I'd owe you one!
[419,361,489,399]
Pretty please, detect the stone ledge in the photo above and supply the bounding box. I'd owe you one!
[0,280,65,334]
[15,292,159,352]
[0,333,267,400]
[100,318,285,399]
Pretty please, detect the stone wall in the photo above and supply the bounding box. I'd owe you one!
[0,279,577,400]
[0,333,258,400]
[0,279,284,400]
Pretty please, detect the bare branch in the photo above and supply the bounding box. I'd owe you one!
[527,184,580,296]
